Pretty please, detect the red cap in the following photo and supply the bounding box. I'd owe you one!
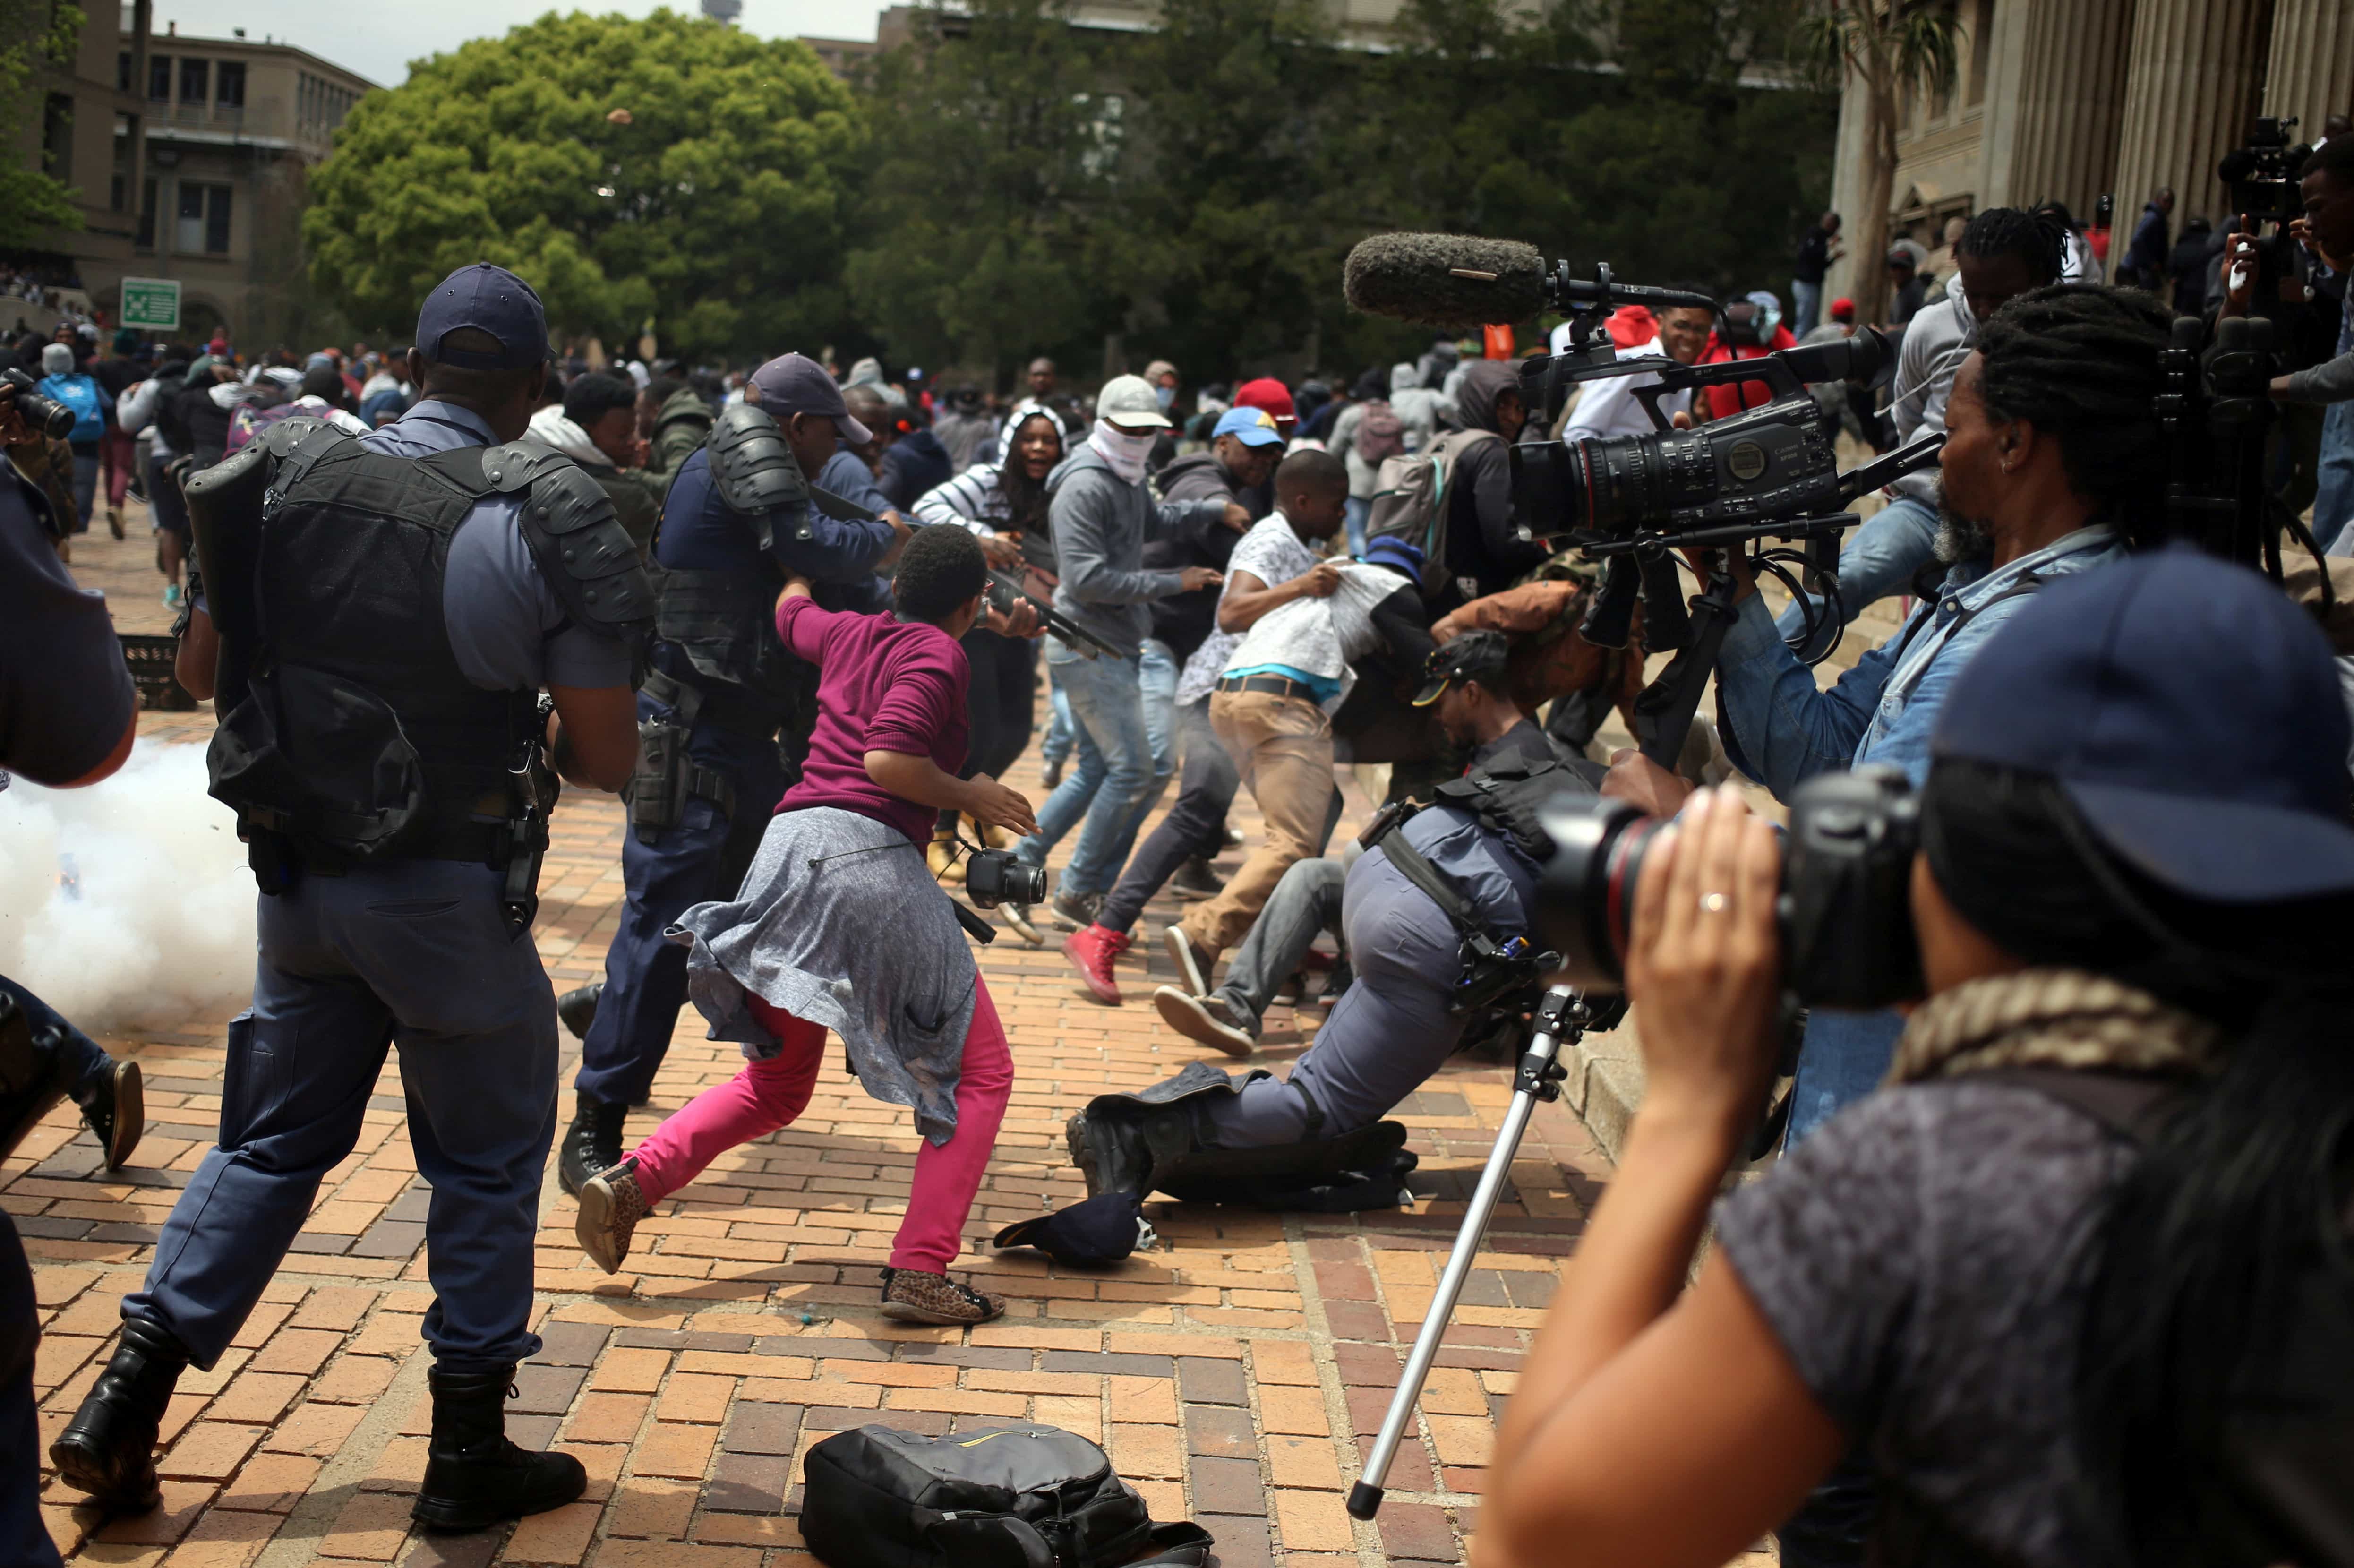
[1829,297,1855,321]
[1233,377,1295,429]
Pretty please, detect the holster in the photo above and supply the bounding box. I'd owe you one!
[628,668,740,845]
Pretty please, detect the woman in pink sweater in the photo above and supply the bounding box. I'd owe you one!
[574,525,1039,1324]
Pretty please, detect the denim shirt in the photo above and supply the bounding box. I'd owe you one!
[1715,523,2125,799]
[1716,522,2126,1141]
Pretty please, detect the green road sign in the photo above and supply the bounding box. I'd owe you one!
[119,277,181,331]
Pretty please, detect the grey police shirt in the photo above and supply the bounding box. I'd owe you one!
[366,400,633,692]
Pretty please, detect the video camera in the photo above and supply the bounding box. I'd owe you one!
[2220,116,2313,225]
[1341,231,1942,771]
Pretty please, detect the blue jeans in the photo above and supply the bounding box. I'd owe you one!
[2315,398,2354,555]
[1017,644,1165,897]
[1042,684,1075,769]
[1138,638,1179,819]
[1773,494,1941,661]
[125,860,559,1371]
[1344,496,1371,557]
[1792,279,1823,340]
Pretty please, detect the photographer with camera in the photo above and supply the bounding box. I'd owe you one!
[574,526,1033,1326]
[1476,549,2354,1568]
[1678,284,2172,1146]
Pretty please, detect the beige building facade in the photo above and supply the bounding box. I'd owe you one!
[15,7,374,347]
[1825,0,2354,297]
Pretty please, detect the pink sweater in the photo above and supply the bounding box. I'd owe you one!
[774,597,970,846]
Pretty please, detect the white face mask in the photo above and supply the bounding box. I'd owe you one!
[1089,420,1157,484]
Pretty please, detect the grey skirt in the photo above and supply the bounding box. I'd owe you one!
[667,806,979,1146]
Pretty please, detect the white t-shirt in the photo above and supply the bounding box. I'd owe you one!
[1220,562,1407,712]
[1175,512,1320,705]
[1562,337,1692,442]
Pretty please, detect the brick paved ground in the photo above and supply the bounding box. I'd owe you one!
[20,510,1775,1566]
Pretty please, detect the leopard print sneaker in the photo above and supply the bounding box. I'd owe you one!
[879,1268,1006,1325]
[575,1158,651,1275]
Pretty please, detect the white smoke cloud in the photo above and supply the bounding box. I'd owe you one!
[0,741,256,1030]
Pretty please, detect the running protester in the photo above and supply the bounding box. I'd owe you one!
[573,526,1036,1325]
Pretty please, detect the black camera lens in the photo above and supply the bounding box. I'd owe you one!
[964,848,1046,911]
[1530,769,1924,1010]
[1,368,77,441]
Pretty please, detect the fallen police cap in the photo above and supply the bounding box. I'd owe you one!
[1413,629,1512,707]
[416,264,550,370]
[992,1191,1154,1265]
[1933,546,2354,901]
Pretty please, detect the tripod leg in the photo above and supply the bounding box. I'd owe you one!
[1346,988,1583,1521]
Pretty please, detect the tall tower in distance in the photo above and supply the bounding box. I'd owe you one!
[702,0,742,23]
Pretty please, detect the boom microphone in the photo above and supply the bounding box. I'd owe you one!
[1343,234,1549,328]
[1342,233,1721,329]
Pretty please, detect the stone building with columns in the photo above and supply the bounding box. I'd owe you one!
[1823,0,2354,298]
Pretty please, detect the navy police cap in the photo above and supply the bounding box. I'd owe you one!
[992,1192,1154,1266]
[416,263,550,371]
[1933,546,2354,901]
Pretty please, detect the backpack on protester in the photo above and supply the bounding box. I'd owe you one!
[801,1422,1214,1568]
[1364,427,1499,598]
[1352,400,1405,466]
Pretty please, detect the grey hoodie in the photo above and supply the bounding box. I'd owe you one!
[1887,271,1976,503]
[1046,441,1229,660]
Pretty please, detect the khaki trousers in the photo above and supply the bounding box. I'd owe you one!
[1176,688,1335,957]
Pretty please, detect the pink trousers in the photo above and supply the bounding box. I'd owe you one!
[626,976,1014,1273]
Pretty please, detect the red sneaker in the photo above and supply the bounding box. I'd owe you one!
[1062,923,1130,1005]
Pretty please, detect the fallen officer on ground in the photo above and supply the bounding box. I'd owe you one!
[1057,633,1606,1214]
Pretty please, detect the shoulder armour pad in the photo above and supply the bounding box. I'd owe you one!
[511,454,658,636]
[259,414,334,459]
[479,439,576,494]
[707,404,813,516]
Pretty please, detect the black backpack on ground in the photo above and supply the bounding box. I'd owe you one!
[801,1422,1213,1568]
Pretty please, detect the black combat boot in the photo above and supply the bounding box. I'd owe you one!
[557,1092,628,1197]
[73,1058,144,1170]
[50,1317,190,1511]
[411,1364,587,1532]
[554,983,601,1042]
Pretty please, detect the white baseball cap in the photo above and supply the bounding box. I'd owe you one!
[1095,373,1172,429]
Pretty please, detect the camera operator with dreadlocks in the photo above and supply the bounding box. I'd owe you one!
[1777,207,2069,659]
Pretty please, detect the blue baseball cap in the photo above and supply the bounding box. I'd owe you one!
[1933,547,2354,901]
[1363,536,1425,582]
[1211,406,1284,448]
[415,264,549,370]
[749,351,871,444]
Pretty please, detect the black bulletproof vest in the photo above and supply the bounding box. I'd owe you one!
[648,448,806,730]
[234,438,531,850]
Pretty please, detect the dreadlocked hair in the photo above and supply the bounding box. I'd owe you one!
[1973,284,2173,543]
[1959,205,2068,285]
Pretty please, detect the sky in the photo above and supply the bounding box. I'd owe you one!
[147,0,885,88]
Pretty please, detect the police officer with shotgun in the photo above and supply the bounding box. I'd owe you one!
[553,351,907,1194]
[51,265,649,1533]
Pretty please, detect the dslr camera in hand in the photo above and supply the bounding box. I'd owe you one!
[1535,768,1924,1011]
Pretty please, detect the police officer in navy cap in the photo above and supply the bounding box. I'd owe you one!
[552,351,908,1191]
[53,264,650,1531]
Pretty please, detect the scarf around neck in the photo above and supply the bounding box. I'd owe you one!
[1885,968,2224,1088]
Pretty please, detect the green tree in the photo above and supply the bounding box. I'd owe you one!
[845,0,1124,387]
[1795,0,1960,324]
[303,10,863,360]
[0,0,85,249]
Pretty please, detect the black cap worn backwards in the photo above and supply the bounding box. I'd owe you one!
[415,263,551,370]
[1413,630,1513,707]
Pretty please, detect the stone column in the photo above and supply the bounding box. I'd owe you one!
[2111,0,2273,242]
[1998,0,2140,220]
[2261,0,2354,141]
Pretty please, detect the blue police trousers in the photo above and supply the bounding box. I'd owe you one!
[1198,853,1466,1145]
[576,700,785,1106]
[0,1210,61,1565]
[124,860,557,1372]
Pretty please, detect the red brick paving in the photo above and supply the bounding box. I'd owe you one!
[14,514,1777,1565]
